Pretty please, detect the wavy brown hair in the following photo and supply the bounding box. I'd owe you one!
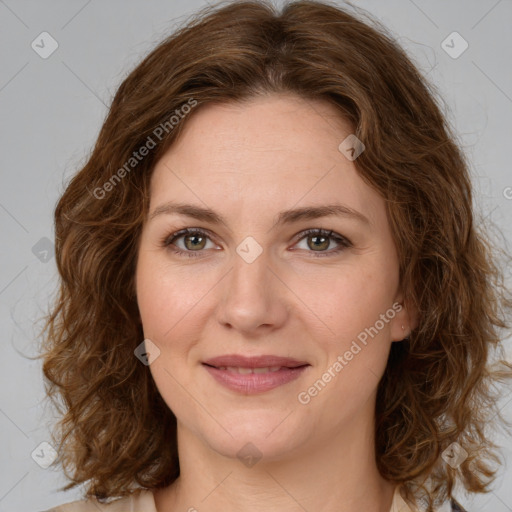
[39,0,512,510]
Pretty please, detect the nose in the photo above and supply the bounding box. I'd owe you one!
[215,249,290,336]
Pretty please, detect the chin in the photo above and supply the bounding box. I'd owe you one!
[196,411,310,464]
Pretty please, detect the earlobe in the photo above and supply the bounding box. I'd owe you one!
[391,296,419,342]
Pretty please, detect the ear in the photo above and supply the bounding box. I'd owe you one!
[389,292,419,342]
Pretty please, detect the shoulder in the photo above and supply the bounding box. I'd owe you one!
[391,486,468,512]
[41,489,157,512]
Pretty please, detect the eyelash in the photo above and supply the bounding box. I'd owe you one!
[161,228,352,259]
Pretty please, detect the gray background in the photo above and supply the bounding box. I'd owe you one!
[0,1,511,511]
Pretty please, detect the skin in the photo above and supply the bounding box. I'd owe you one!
[135,93,417,512]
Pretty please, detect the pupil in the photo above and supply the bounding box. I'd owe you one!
[311,235,328,250]
[187,234,204,250]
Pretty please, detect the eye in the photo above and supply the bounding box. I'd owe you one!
[162,228,218,258]
[161,227,352,258]
[292,228,352,257]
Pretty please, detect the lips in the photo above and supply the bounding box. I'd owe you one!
[203,354,309,369]
[202,354,310,394]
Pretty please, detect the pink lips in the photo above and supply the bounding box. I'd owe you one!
[202,354,310,394]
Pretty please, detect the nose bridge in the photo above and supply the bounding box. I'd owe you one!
[229,245,273,310]
[217,243,288,332]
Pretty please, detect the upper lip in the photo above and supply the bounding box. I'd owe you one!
[203,354,309,369]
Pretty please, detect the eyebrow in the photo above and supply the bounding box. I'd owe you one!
[148,202,371,229]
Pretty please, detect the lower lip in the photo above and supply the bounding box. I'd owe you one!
[203,364,309,393]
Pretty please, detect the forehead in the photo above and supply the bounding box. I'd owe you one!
[148,94,384,230]
[163,93,350,168]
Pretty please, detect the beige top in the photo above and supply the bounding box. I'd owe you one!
[44,486,454,512]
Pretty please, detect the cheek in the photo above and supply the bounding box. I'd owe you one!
[300,269,397,416]
[135,255,213,345]
[294,263,395,338]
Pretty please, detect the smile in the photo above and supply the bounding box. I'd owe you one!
[202,363,309,393]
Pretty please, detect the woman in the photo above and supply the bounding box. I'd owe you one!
[39,1,512,511]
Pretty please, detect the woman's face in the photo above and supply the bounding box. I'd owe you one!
[135,93,412,461]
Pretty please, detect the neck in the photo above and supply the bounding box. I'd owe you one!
[154,407,396,512]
